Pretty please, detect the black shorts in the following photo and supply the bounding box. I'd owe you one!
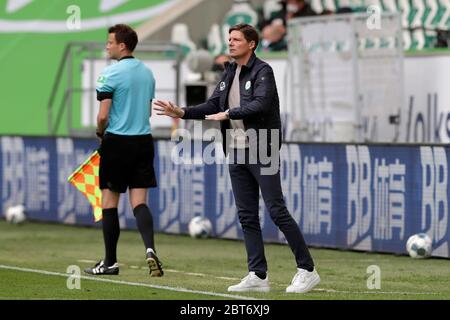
[99,133,157,193]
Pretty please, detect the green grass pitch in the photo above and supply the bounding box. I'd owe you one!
[0,220,449,300]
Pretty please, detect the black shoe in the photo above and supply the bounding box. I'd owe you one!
[146,251,164,277]
[84,260,119,275]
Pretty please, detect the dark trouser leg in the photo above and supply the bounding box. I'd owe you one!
[249,163,315,271]
[229,163,267,273]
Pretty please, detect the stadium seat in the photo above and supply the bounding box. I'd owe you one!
[207,24,226,56]
[263,0,283,21]
[171,23,197,54]
[311,0,324,13]
[410,0,426,49]
[411,0,425,29]
[382,0,397,12]
[365,0,383,9]
[398,0,411,29]
[348,0,366,12]
[437,0,450,30]
[223,0,259,27]
[336,0,352,9]
[398,0,413,49]
[424,0,439,30]
[413,29,426,48]
[423,0,438,46]
[323,0,337,12]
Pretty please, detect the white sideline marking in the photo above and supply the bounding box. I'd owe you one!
[325,290,440,295]
[217,276,240,281]
[185,272,206,277]
[0,264,258,300]
[74,260,443,296]
[165,269,181,273]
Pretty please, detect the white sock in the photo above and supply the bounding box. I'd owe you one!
[146,248,155,255]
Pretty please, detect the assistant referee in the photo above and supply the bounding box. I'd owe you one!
[84,24,163,277]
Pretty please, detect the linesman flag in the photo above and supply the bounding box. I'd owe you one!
[67,150,102,222]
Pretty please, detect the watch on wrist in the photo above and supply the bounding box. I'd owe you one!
[225,109,230,119]
[96,130,104,138]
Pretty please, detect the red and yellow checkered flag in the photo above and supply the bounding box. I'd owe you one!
[67,150,102,222]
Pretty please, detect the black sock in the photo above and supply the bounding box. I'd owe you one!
[255,272,267,280]
[102,208,120,266]
[133,204,155,251]
[300,266,314,272]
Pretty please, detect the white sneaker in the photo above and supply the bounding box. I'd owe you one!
[286,268,320,293]
[227,272,270,292]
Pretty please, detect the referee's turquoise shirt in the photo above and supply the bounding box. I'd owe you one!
[96,56,155,135]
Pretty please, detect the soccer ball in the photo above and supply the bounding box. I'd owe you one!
[188,216,212,239]
[406,233,432,258]
[5,205,27,224]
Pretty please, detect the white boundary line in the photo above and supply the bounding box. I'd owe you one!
[3,263,442,297]
[76,260,443,296]
[0,264,258,300]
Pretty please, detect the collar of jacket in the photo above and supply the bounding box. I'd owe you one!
[224,52,257,72]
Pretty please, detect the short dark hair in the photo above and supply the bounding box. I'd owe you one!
[229,23,259,51]
[108,24,138,52]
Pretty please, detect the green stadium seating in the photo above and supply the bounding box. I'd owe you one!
[332,0,450,49]
[205,0,450,54]
[223,0,258,27]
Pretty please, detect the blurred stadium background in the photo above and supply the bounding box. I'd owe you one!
[0,0,450,300]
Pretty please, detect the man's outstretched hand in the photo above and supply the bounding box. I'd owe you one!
[153,100,185,118]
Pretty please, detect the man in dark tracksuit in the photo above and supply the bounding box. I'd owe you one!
[154,24,320,293]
